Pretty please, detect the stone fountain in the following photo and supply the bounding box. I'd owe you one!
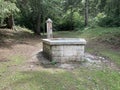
[42,19,86,63]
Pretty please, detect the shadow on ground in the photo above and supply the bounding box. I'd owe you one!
[34,51,120,71]
[36,52,95,70]
[0,29,43,48]
[36,52,59,68]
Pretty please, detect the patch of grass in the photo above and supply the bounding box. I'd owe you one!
[86,44,120,67]
[50,60,58,65]
[100,50,120,66]
[1,54,119,90]
[80,27,120,45]
[0,55,25,73]
[74,68,120,90]
[10,55,25,65]
[81,28,120,66]
[54,31,81,38]
[0,68,120,90]
[0,55,26,89]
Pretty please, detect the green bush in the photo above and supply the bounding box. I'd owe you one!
[89,13,120,28]
[98,17,120,27]
[89,13,106,28]
[73,12,84,30]
[56,12,84,31]
[57,20,74,31]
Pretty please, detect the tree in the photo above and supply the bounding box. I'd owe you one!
[105,0,120,17]
[84,0,89,26]
[0,0,19,29]
[14,0,120,32]
[63,0,82,30]
[16,0,62,34]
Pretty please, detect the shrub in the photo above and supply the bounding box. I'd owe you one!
[89,13,106,28]
[73,12,84,30]
[56,12,85,31]
[98,16,120,27]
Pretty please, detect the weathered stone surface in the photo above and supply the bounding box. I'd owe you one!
[42,38,86,63]
[52,46,63,51]
[43,38,86,45]
[46,18,53,38]
[52,50,63,57]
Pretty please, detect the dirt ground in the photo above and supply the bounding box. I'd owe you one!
[0,29,119,72]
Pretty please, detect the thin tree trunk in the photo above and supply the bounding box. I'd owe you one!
[6,15,14,29]
[70,7,74,30]
[36,14,41,35]
[85,0,89,26]
[42,16,46,35]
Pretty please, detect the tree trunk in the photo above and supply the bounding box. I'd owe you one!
[70,6,74,30]
[85,0,89,26]
[35,14,41,35]
[6,15,14,29]
[42,16,46,35]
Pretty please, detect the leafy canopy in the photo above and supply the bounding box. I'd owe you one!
[0,0,19,19]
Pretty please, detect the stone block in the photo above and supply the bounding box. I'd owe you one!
[52,46,63,51]
[52,50,63,57]
[42,38,86,63]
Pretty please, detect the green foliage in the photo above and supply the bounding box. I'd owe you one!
[16,0,62,33]
[0,0,19,27]
[105,0,120,18]
[57,12,84,31]
[97,0,120,27]
[73,12,84,30]
[57,0,120,30]
[57,18,74,31]
[50,60,57,65]
[98,17,120,27]
[0,0,19,19]
[0,0,119,30]
[89,13,106,28]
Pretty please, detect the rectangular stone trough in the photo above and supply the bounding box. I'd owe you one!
[42,38,86,63]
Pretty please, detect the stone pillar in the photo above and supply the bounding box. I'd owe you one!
[46,18,53,38]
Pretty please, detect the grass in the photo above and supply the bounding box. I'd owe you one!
[0,55,25,73]
[100,50,120,66]
[87,47,120,67]
[0,27,120,90]
[54,31,80,38]
[0,55,25,89]
[0,67,120,90]
[82,27,120,67]
[80,27,120,46]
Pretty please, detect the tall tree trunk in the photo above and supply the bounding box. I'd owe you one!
[42,16,46,35]
[70,6,74,30]
[6,14,14,29]
[35,14,41,35]
[85,0,89,26]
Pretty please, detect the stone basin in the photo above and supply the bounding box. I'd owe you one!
[42,38,86,63]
